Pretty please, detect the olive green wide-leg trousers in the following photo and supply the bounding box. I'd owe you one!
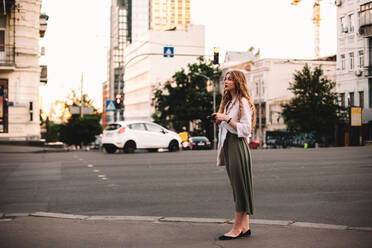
[223,132,254,214]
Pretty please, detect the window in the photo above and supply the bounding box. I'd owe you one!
[145,123,164,133]
[359,91,364,108]
[348,14,354,32]
[349,92,355,106]
[340,93,345,107]
[128,123,146,131]
[105,123,121,131]
[349,52,354,70]
[358,50,364,68]
[341,54,346,70]
[255,82,258,95]
[340,16,346,33]
[29,102,33,121]
[0,16,5,56]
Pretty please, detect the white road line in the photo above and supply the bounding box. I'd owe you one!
[87,164,93,168]
[93,169,100,173]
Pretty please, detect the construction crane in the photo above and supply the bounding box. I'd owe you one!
[291,0,322,58]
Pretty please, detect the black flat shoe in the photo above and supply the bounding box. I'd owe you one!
[240,229,251,237]
[218,233,241,240]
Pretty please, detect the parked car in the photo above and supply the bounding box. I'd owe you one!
[248,139,259,149]
[101,121,181,153]
[90,134,102,149]
[188,136,212,150]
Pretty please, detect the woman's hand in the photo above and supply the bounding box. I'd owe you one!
[212,113,229,122]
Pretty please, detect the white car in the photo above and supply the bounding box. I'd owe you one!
[102,121,181,153]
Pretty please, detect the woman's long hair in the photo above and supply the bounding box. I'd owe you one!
[218,70,256,131]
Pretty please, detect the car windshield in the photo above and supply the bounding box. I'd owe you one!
[105,123,121,131]
[190,137,208,142]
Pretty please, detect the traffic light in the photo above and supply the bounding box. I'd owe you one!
[213,47,219,65]
[115,93,122,109]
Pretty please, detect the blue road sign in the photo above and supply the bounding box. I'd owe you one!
[163,46,174,57]
[105,100,116,112]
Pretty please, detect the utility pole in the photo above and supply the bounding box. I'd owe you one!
[80,72,83,118]
[258,79,262,148]
[194,72,217,149]
[212,79,217,150]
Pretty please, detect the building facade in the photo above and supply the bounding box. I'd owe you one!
[123,24,205,121]
[336,0,372,126]
[105,0,192,125]
[247,58,336,142]
[0,0,47,140]
[150,0,190,31]
[222,55,336,143]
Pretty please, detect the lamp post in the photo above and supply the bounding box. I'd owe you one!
[194,72,217,149]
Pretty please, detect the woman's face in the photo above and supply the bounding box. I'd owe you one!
[224,73,235,92]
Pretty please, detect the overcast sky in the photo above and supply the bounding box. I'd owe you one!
[40,0,336,113]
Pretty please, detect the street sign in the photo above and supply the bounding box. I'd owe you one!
[163,46,174,57]
[70,106,94,115]
[105,100,116,112]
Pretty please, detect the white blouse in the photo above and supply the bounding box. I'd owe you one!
[217,97,252,148]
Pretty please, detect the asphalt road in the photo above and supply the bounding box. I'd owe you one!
[0,147,371,227]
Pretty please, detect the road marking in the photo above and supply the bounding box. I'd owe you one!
[98,175,105,178]
[93,169,100,173]
[87,164,93,168]
[101,177,108,180]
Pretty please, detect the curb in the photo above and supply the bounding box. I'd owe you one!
[160,217,228,224]
[4,212,372,232]
[31,212,89,220]
[87,216,162,222]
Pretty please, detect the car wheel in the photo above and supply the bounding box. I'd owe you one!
[168,140,179,152]
[105,146,117,154]
[124,141,136,153]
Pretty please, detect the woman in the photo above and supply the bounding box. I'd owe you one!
[211,70,256,240]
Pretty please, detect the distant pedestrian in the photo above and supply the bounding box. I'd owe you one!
[211,70,256,240]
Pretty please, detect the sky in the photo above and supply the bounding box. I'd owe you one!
[40,0,337,113]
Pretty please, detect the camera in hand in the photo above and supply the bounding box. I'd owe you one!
[207,114,216,120]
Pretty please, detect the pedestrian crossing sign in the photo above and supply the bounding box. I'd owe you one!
[163,46,174,57]
[105,100,116,112]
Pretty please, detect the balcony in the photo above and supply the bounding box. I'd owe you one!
[0,45,15,71]
[359,2,372,36]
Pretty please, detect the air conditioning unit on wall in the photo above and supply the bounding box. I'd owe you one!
[335,0,342,7]
[355,69,363,77]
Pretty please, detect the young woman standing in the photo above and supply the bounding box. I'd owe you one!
[211,70,256,240]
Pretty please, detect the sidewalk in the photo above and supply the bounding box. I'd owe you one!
[0,144,68,153]
[0,213,371,248]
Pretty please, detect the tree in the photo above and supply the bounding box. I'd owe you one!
[281,64,346,144]
[152,57,222,141]
[248,46,260,58]
[55,90,102,146]
[66,89,98,113]
[59,115,102,146]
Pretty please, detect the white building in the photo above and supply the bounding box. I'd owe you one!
[222,56,336,142]
[123,24,205,121]
[248,58,336,141]
[336,0,372,124]
[0,0,47,141]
